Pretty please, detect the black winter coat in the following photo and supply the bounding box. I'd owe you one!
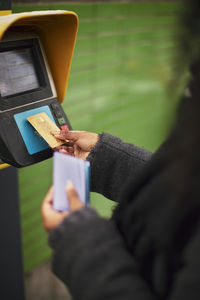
[49,132,200,300]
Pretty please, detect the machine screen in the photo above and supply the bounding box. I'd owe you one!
[0,48,39,97]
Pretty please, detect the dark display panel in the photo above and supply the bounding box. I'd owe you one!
[0,48,39,97]
[0,38,53,111]
[0,0,11,10]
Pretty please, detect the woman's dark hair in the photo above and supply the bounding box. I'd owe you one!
[168,0,200,200]
[176,0,200,78]
[113,0,200,245]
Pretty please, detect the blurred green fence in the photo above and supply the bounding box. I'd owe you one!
[13,2,180,273]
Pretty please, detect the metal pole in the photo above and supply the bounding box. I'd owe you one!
[0,167,25,300]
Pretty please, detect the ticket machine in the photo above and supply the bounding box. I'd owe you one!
[0,9,78,300]
[0,11,78,167]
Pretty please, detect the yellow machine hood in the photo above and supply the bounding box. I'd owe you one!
[0,10,78,103]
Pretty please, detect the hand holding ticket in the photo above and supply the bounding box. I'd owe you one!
[53,151,90,212]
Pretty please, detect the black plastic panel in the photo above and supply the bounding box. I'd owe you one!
[0,98,72,167]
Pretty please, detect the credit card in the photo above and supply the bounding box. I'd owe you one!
[27,112,64,148]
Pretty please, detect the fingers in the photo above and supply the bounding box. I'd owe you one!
[41,186,54,213]
[66,181,84,212]
[53,130,98,160]
[60,149,69,155]
[41,186,69,232]
[41,182,84,233]
[53,130,82,142]
[54,145,75,156]
[43,210,69,232]
[54,142,73,150]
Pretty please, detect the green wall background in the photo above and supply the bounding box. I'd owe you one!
[12,2,180,273]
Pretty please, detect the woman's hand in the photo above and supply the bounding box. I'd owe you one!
[53,130,98,160]
[41,181,84,232]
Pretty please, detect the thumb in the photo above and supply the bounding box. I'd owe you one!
[66,181,84,212]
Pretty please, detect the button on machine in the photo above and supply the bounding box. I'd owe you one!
[60,124,69,131]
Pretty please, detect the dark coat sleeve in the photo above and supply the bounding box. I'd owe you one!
[49,207,155,300]
[167,226,200,299]
[87,133,152,201]
[49,208,200,300]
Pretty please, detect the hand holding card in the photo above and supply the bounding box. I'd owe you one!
[53,151,90,212]
[27,112,64,148]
